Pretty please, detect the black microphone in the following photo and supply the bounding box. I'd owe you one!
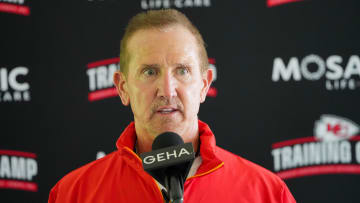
[140,132,195,203]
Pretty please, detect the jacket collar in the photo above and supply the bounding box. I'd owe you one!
[116,120,223,176]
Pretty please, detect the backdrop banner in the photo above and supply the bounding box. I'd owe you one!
[1,0,359,202]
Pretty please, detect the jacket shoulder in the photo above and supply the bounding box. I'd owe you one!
[48,151,120,202]
[61,151,118,183]
[216,146,281,181]
[215,146,296,202]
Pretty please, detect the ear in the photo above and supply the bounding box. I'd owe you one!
[113,71,130,106]
[200,68,213,103]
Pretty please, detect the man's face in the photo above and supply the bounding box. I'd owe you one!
[114,25,212,142]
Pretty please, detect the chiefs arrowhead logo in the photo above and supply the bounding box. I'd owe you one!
[314,115,359,141]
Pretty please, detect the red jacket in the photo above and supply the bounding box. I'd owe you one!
[49,121,296,203]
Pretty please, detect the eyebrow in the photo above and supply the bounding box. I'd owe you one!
[174,63,191,69]
[140,64,160,70]
[139,63,191,72]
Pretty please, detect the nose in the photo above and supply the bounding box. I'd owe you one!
[156,71,177,99]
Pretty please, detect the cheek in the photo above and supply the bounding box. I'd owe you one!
[131,85,155,111]
[182,84,202,112]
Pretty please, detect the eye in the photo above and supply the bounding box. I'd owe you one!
[143,68,157,76]
[176,66,189,75]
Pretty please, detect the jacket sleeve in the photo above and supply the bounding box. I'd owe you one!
[281,184,296,203]
[48,183,59,203]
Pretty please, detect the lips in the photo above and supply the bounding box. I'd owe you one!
[157,107,178,114]
[151,98,183,117]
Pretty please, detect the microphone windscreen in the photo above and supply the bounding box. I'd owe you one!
[152,132,184,150]
[141,132,194,186]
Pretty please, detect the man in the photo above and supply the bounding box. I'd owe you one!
[49,9,296,203]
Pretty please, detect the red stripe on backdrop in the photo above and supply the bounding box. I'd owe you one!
[267,0,304,7]
[0,150,36,158]
[0,179,38,192]
[207,86,218,97]
[272,137,316,149]
[88,87,118,101]
[208,58,216,64]
[0,3,30,16]
[272,135,360,149]
[87,58,120,69]
[277,165,360,180]
[350,135,360,141]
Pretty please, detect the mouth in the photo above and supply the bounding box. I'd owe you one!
[156,107,179,114]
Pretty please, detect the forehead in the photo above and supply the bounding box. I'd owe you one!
[126,25,200,67]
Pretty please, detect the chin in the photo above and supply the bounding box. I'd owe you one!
[160,124,181,133]
[153,122,182,135]
[147,116,186,136]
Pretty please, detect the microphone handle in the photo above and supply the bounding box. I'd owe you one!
[169,175,183,203]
